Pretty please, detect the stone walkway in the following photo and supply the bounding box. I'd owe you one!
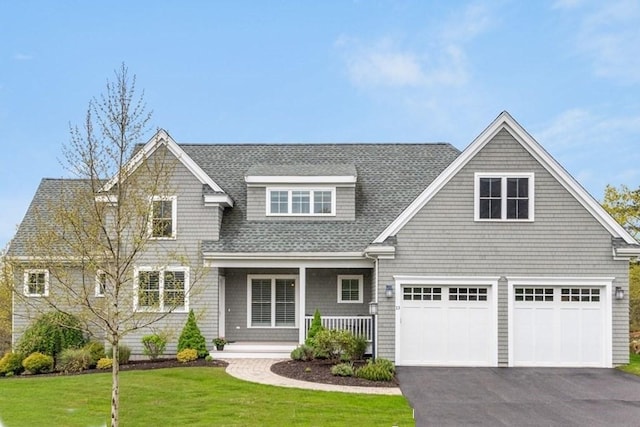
[222,358,403,395]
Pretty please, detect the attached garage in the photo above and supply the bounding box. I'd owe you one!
[509,279,613,368]
[395,278,498,366]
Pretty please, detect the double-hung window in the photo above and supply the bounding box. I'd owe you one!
[267,189,335,216]
[337,275,363,303]
[475,173,534,221]
[24,269,49,297]
[134,266,189,312]
[150,196,177,238]
[248,275,297,327]
[96,271,107,297]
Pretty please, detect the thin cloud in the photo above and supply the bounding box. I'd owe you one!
[337,2,493,89]
[555,0,640,83]
[13,53,33,61]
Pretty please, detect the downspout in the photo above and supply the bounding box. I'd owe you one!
[364,251,378,358]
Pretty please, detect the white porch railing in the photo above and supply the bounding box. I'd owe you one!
[304,315,373,342]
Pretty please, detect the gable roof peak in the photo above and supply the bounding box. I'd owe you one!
[374,110,639,246]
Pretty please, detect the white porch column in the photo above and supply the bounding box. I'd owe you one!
[298,266,306,344]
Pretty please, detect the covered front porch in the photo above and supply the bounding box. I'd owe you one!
[207,254,376,358]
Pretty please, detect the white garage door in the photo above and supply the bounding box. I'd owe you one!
[397,285,496,366]
[512,286,606,367]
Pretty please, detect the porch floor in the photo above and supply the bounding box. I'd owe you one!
[212,341,298,359]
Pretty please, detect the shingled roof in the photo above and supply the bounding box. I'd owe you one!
[179,143,460,253]
[8,142,461,257]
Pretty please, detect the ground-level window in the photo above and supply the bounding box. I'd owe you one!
[24,269,49,297]
[96,271,107,297]
[248,275,297,327]
[337,275,363,303]
[134,266,189,312]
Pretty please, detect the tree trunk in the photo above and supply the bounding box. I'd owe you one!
[111,339,120,427]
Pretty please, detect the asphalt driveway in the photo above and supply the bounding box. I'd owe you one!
[397,367,640,426]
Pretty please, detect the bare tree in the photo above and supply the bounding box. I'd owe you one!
[10,64,201,427]
[0,249,12,354]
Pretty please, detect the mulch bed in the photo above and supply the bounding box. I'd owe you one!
[8,358,228,379]
[270,359,399,388]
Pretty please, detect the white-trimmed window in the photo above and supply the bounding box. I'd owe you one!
[337,275,363,303]
[247,275,297,327]
[96,271,107,297]
[24,269,49,297]
[475,173,534,221]
[150,196,177,238]
[134,266,189,312]
[266,188,335,216]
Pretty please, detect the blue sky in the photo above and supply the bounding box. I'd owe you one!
[1,0,639,249]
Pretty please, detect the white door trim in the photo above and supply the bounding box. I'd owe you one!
[507,277,613,368]
[218,276,226,338]
[394,276,499,366]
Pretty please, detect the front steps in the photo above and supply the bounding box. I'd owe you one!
[211,341,297,359]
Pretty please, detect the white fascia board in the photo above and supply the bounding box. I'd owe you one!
[245,175,357,185]
[363,245,396,259]
[203,252,373,268]
[374,111,639,245]
[203,194,234,207]
[100,129,227,194]
[393,275,501,285]
[506,276,615,285]
[614,247,640,257]
[95,194,118,204]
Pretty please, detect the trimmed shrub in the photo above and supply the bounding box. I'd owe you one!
[107,344,132,365]
[290,345,314,361]
[305,309,324,347]
[348,335,368,361]
[177,348,198,363]
[355,358,395,382]
[331,362,354,377]
[142,334,167,360]
[313,329,357,362]
[96,357,113,370]
[0,352,24,376]
[177,310,208,358]
[204,355,213,362]
[83,341,106,368]
[17,311,86,358]
[22,352,54,374]
[57,347,92,373]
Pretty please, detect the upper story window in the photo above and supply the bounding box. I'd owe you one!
[475,173,534,221]
[150,196,177,238]
[134,266,189,312]
[267,188,335,216]
[24,269,49,297]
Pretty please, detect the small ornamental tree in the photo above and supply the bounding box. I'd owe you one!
[305,309,323,347]
[177,310,208,358]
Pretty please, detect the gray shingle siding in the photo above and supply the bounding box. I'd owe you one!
[376,129,630,365]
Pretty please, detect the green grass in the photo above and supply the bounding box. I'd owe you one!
[618,353,640,375]
[0,367,414,426]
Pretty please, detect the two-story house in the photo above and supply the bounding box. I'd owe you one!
[9,112,640,367]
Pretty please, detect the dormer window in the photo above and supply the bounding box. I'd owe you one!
[474,173,534,221]
[267,188,335,216]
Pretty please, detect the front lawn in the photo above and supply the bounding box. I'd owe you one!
[0,367,414,426]
[618,353,640,376]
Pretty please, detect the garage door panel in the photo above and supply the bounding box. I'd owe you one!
[398,285,495,366]
[513,286,606,367]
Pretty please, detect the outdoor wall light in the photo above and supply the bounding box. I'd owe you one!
[385,284,394,298]
[368,301,378,316]
[615,286,625,300]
